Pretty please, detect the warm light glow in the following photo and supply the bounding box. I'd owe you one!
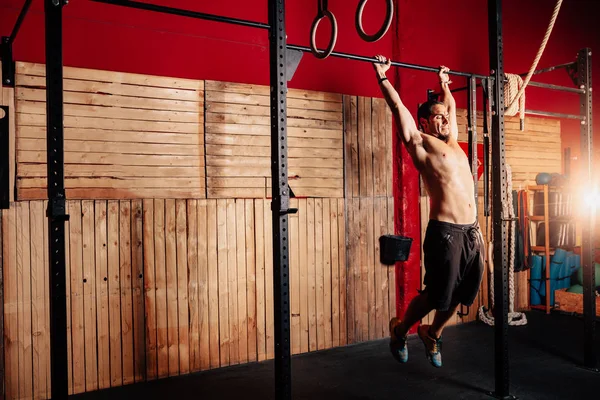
[583,188,600,208]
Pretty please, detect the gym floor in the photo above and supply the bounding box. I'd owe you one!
[71,311,600,400]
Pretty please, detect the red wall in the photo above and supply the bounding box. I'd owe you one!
[2,0,599,327]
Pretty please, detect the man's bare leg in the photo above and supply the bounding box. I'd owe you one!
[394,291,435,338]
[429,302,460,338]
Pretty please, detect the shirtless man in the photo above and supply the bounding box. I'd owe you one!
[373,55,484,368]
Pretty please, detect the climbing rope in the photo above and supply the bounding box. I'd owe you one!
[478,164,528,326]
[504,0,563,129]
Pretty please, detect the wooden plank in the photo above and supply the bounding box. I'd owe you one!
[68,201,86,393]
[207,102,342,122]
[217,199,230,366]
[322,199,332,349]
[298,199,309,354]
[197,200,210,370]
[164,199,179,376]
[2,205,18,399]
[18,125,203,145]
[338,198,347,346]
[153,199,168,378]
[365,98,374,198]
[18,100,201,123]
[17,87,202,112]
[375,198,385,338]
[119,201,134,385]
[4,88,15,202]
[62,200,71,394]
[18,151,203,168]
[16,202,33,399]
[204,144,342,159]
[18,163,204,179]
[307,198,317,352]
[330,200,340,347]
[387,197,396,322]
[343,96,352,199]
[187,200,199,372]
[375,98,387,196]
[18,188,205,202]
[357,97,366,198]
[131,199,145,382]
[207,188,265,199]
[176,199,190,375]
[227,198,239,365]
[236,200,248,364]
[205,91,342,111]
[206,200,220,369]
[254,200,266,362]
[30,201,47,398]
[207,177,265,189]
[16,61,204,90]
[94,201,110,389]
[206,112,342,130]
[244,200,257,362]
[82,200,98,391]
[351,97,360,197]
[385,108,393,197]
[205,124,342,140]
[18,177,205,191]
[366,197,376,340]
[17,113,202,134]
[16,74,202,102]
[205,80,341,102]
[264,200,274,360]
[290,198,300,355]
[19,137,203,156]
[207,166,342,179]
[107,200,123,387]
[359,198,369,341]
[315,199,324,350]
[142,199,157,380]
[205,156,342,169]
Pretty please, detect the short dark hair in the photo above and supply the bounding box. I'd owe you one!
[417,100,444,130]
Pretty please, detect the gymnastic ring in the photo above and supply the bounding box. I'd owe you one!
[355,0,394,43]
[310,9,338,59]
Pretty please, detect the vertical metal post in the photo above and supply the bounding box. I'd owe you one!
[467,76,478,213]
[0,106,9,209]
[578,47,597,371]
[45,0,70,399]
[483,78,493,217]
[488,0,511,398]
[268,0,292,399]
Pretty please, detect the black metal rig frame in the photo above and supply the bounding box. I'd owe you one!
[0,0,595,399]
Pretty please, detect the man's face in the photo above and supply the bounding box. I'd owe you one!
[421,104,450,141]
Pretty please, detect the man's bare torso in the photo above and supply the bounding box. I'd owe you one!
[410,133,477,225]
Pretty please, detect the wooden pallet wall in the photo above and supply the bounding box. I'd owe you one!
[1,198,348,397]
[204,81,344,199]
[343,95,396,343]
[14,62,206,200]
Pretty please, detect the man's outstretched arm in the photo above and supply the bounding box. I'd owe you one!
[438,66,459,141]
[373,55,421,146]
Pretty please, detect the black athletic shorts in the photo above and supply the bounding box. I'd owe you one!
[422,219,485,311]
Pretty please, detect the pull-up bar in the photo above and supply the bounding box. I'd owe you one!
[90,0,271,29]
[287,44,490,79]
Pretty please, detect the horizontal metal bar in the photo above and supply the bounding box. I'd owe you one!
[518,61,576,77]
[525,109,583,120]
[9,0,33,44]
[90,0,270,30]
[286,44,489,79]
[526,80,584,93]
